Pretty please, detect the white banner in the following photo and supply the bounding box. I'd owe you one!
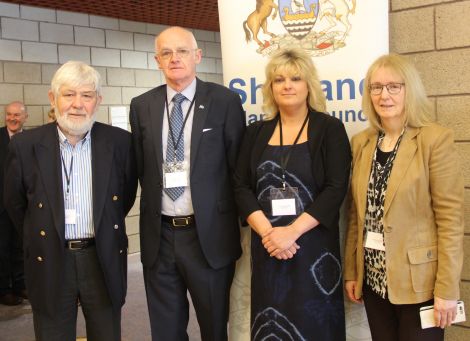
[217,1,389,339]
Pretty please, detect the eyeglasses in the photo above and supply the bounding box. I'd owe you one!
[369,83,405,95]
[157,48,197,60]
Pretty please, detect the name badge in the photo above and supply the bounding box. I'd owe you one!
[164,171,189,188]
[65,209,77,225]
[272,198,296,216]
[364,231,385,251]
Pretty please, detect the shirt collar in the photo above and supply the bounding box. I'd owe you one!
[166,78,197,104]
[7,128,22,138]
[57,125,91,147]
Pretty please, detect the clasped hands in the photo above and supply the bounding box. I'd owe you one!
[261,226,301,260]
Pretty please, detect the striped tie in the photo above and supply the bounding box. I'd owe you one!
[164,93,186,200]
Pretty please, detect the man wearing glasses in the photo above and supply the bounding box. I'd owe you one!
[130,26,245,341]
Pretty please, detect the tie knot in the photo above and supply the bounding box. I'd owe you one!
[173,93,186,104]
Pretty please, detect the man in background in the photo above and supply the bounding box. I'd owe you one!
[0,101,28,306]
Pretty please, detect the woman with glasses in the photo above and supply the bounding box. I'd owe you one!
[234,48,351,340]
[344,54,464,341]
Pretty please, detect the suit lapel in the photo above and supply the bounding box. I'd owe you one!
[383,127,418,215]
[34,124,65,242]
[355,130,376,222]
[190,79,210,172]
[91,123,113,233]
[149,88,166,170]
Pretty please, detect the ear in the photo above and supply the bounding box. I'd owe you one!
[48,90,56,107]
[194,49,202,65]
[154,55,163,69]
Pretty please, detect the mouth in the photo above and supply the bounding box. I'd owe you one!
[66,112,87,119]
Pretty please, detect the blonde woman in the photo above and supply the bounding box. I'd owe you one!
[344,54,464,341]
[234,48,350,340]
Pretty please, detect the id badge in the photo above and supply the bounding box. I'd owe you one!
[270,187,298,216]
[164,171,188,188]
[65,209,77,225]
[163,161,189,188]
[364,231,385,251]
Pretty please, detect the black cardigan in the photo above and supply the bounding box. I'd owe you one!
[233,110,351,230]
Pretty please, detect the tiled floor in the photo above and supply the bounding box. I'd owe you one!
[0,253,372,341]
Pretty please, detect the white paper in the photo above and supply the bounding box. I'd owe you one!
[65,209,77,225]
[364,231,386,251]
[420,301,466,329]
[164,171,188,188]
[271,199,296,216]
[110,106,129,131]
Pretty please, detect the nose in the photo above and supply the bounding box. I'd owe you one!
[380,86,391,99]
[283,78,292,89]
[169,51,181,62]
[72,95,84,108]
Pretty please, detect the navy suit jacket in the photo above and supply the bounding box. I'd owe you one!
[4,122,137,316]
[129,78,246,269]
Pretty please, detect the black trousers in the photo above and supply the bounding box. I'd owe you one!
[363,284,444,341]
[144,221,235,341]
[32,246,121,341]
[0,211,24,295]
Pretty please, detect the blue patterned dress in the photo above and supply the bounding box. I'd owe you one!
[251,142,345,341]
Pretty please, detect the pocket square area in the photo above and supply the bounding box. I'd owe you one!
[202,128,212,132]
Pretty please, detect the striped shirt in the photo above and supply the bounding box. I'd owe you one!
[58,127,94,240]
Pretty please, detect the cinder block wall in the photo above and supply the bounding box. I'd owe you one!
[390,0,470,339]
[0,1,224,255]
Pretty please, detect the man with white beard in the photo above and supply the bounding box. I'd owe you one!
[4,61,137,341]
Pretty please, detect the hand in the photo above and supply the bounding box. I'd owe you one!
[344,281,363,304]
[434,296,457,328]
[273,243,300,260]
[262,226,300,255]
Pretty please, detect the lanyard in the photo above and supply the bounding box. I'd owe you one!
[61,153,73,197]
[370,127,405,215]
[165,95,196,161]
[279,114,309,189]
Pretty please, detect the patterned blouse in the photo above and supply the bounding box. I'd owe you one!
[363,131,404,298]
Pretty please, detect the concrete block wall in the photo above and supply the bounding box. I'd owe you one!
[390,0,470,339]
[0,1,223,255]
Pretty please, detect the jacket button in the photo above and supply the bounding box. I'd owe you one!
[427,250,433,258]
[384,225,392,233]
[40,230,46,236]
[119,249,123,254]
[112,195,118,201]
[114,224,119,230]
[37,256,43,262]
[38,202,43,208]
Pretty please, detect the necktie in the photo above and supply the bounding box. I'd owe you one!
[164,93,186,201]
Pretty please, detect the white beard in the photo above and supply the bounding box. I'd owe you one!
[56,110,95,137]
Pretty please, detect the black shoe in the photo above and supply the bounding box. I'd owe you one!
[14,289,28,300]
[0,293,23,306]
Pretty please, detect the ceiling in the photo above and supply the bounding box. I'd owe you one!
[3,0,220,31]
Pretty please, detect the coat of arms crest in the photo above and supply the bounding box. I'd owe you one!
[243,0,356,56]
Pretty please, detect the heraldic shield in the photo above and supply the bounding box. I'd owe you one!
[279,0,320,40]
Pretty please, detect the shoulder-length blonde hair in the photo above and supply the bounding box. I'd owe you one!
[362,53,432,131]
[262,48,326,119]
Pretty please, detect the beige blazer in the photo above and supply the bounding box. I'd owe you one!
[344,123,464,304]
